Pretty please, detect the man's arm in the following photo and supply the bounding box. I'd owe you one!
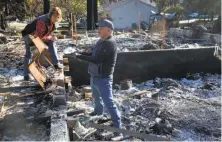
[76,41,114,64]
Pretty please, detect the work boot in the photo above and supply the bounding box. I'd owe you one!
[54,63,63,70]
[24,75,30,81]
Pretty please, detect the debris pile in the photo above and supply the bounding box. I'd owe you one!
[0,41,24,69]
[68,73,221,141]
[0,33,220,141]
[0,89,52,141]
[55,32,219,55]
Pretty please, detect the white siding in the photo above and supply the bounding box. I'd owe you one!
[110,0,158,29]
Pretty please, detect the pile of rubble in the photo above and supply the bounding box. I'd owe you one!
[0,41,24,69]
[67,73,221,141]
[55,31,219,55]
[0,33,220,140]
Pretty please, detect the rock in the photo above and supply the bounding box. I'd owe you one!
[172,128,182,137]
[131,33,141,38]
[151,92,159,101]
[85,92,92,100]
[195,126,211,135]
[154,78,181,89]
[120,79,132,90]
[81,87,92,100]
[0,36,7,44]
[212,128,221,137]
[141,42,159,50]
[150,118,173,134]
[202,83,214,90]
[151,39,162,46]
[196,25,208,32]
[186,73,201,80]
[161,42,172,49]
[61,31,70,35]
[191,25,207,39]
[57,34,66,39]
[129,29,137,33]
[81,87,92,94]
[140,31,147,36]
[53,94,66,106]
[115,31,122,35]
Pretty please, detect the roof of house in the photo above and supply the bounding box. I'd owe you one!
[103,0,156,11]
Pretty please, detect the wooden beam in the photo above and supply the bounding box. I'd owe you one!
[138,12,141,33]
[71,13,73,35]
[73,14,77,33]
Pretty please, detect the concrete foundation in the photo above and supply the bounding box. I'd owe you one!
[65,47,221,86]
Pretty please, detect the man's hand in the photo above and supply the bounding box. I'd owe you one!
[46,35,58,41]
[71,52,80,58]
[44,45,49,50]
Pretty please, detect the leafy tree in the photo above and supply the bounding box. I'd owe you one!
[25,0,44,17]
[51,0,87,20]
[182,0,221,16]
[153,0,181,12]
[164,4,184,14]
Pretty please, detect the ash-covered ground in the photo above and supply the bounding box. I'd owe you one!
[68,73,221,141]
[0,34,221,141]
[56,32,218,54]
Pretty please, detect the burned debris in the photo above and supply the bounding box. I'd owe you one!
[0,0,221,141]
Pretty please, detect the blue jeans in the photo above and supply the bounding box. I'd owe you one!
[90,76,121,135]
[23,35,59,76]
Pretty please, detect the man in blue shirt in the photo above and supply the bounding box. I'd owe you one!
[76,20,122,139]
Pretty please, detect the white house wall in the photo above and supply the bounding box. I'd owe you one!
[110,0,158,29]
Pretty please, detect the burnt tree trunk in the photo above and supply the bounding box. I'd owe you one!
[213,15,221,34]
[0,13,7,30]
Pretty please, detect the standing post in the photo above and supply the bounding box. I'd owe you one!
[43,0,50,14]
[73,15,77,33]
[87,0,94,30]
[138,12,141,33]
[71,13,73,35]
[94,0,98,26]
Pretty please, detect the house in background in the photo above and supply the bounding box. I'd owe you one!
[103,0,158,29]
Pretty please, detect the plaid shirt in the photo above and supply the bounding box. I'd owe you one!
[34,20,54,41]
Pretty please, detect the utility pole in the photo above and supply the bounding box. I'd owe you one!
[87,0,98,30]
